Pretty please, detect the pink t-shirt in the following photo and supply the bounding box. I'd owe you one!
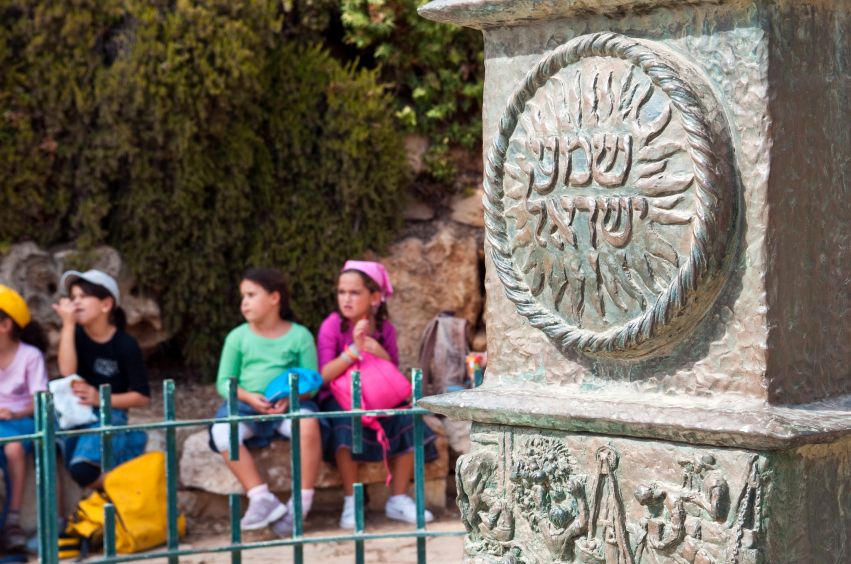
[317,312,400,369]
[0,342,48,415]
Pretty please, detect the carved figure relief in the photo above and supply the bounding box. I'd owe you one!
[575,447,634,563]
[632,455,732,563]
[460,431,770,564]
[484,32,738,357]
[726,456,769,564]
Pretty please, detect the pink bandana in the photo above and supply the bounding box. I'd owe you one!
[342,261,394,301]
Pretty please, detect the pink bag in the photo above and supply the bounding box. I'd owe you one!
[330,352,412,484]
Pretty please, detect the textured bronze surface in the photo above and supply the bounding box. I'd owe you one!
[420,388,851,449]
[419,0,850,561]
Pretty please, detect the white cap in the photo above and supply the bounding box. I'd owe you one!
[60,270,120,305]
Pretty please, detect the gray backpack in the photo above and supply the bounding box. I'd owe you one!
[418,312,469,396]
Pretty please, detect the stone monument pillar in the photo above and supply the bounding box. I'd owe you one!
[418,1,850,562]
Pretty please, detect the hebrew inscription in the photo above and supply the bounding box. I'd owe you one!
[484,32,737,357]
[458,432,770,564]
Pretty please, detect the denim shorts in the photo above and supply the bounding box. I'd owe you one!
[207,399,320,453]
[57,409,147,469]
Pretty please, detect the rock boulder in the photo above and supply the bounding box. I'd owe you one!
[383,223,482,372]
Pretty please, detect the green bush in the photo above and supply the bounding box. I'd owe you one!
[341,0,484,151]
[0,0,408,373]
[0,1,126,247]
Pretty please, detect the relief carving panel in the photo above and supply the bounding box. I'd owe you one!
[484,32,738,358]
[458,430,770,564]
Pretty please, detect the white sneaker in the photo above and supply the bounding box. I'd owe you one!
[339,497,356,529]
[385,495,434,524]
[271,512,295,537]
[272,499,310,537]
[241,494,287,531]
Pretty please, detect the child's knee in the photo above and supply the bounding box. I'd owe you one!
[3,441,24,458]
[301,418,321,439]
[211,422,249,453]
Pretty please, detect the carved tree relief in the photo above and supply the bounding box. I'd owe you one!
[485,32,738,357]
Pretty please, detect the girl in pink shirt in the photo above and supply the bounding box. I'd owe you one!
[317,261,436,529]
[0,285,48,550]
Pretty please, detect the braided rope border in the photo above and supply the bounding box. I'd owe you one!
[484,32,731,356]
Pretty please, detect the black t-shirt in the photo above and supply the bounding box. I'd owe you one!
[74,326,150,397]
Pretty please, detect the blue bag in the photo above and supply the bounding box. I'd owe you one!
[264,368,323,403]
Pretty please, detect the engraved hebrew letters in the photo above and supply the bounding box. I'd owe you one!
[484,33,737,357]
[505,58,692,331]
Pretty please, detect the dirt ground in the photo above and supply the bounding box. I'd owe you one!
[148,512,465,563]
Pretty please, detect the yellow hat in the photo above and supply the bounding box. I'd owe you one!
[0,285,31,328]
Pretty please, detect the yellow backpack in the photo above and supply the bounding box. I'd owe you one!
[59,451,187,558]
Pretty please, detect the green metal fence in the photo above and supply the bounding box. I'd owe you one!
[0,366,482,563]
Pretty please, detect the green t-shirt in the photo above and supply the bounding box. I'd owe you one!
[215,322,318,398]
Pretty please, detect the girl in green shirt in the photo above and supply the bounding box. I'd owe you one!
[209,268,321,536]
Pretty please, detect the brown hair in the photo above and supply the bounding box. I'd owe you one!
[0,311,48,353]
[242,267,295,322]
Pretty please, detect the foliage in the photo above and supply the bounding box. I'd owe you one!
[340,0,484,175]
[0,0,408,372]
[0,1,126,247]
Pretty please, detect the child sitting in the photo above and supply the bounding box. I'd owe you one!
[0,285,48,551]
[318,261,437,529]
[208,268,322,536]
[52,270,150,489]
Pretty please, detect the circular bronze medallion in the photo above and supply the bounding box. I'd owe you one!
[485,32,738,358]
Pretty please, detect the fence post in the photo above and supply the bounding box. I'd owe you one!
[230,493,242,564]
[34,393,49,562]
[104,503,117,557]
[412,368,427,564]
[227,377,239,461]
[350,370,362,455]
[36,391,59,563]
[288,371,304,564]
[227,377,242,564]
[354,482,365,564]
[99,384,114,472]
[163,379,180,563]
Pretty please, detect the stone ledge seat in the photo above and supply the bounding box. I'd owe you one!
[178,415,450,515]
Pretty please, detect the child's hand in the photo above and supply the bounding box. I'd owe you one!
[242,392,272,414]
[268,398,289,414]
[0,408,13,420]
[362,336,390,360]
[353,318,370,350]
[52,297,76,325]
[72,381,100,406]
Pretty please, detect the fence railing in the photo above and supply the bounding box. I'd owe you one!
[0,366,482,563]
